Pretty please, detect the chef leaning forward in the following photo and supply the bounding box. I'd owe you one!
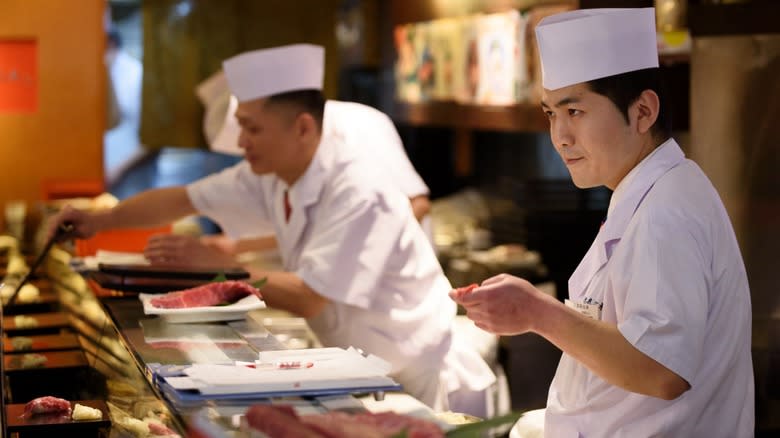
[49,44,497,417]
[451,7,754,437]
[157,68,434,261]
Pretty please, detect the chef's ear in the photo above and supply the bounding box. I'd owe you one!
[294,112,318,141]
[631,89,660,136]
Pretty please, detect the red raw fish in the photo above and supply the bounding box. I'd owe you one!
[22,396,71,417]
[150,281,262,309]
[244,404,443,438]
[453,283,479,298]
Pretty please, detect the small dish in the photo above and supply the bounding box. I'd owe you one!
[139,293,266,324]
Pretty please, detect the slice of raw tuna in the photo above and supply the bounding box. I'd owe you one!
[244,405,328,438]
[22,396,72,417]
[244,405,444,438]
[150,281,262,309]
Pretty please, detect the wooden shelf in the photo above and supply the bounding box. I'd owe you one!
[392,101,549,133]
[659,52,690,66]
[689,2,780,37]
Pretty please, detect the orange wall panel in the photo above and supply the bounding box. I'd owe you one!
[0,0,105,213]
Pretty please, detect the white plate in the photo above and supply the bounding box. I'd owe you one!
[139,293,266,324]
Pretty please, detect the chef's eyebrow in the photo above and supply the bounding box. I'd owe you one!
[541,96,582,109]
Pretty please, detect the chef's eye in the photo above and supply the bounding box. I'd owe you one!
[246,126,261,135]
[543,110,555,119]
[568,108,582,117]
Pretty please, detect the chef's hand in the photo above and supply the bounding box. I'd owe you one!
[450,273,551,336]
[144,234,239,268]
[47,205,98,241]
[199,234,239,256]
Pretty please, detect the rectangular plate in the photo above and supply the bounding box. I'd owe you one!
[3,333,80,353]
[5,399,111,432]
[4,350,88,373]
[139,293,266,324]
[2,312,69,335]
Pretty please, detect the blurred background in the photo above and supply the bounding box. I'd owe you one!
[1,0,777,434]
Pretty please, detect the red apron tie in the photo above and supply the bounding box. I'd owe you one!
[284,190,292,223]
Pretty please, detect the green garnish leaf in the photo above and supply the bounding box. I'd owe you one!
[445,411,523,438]
[251,277,268,289]
[210,272,228,283]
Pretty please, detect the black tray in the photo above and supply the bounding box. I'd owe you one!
[90,263,250,293]
[3,333,81,354]
[97,263,249,280]
[6,399,111,436]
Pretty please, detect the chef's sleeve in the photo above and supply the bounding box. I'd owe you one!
[295,188,403,310]
[616,210,709,385]
[186,163,273,239]
[370,113,429,199]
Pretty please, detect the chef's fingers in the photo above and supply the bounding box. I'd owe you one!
[47,206,85,240]
[456,286,492,305]
[145,235,185,253]
[480,273,510,287]
[473,321,491,332]
[146,254,179,266]
[144,245,176,262]
[146,233,182,247]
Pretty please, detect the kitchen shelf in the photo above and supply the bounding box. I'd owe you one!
[689,2,780,37]
[392,101,549,133]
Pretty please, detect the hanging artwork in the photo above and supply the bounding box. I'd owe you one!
[0,39,37,113]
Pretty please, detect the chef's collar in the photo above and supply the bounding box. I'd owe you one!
[602,139,684,243]
[284,129,344,210]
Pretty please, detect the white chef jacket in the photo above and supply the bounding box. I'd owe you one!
[205,100,431,239]
[545,139,754,437]
[324,100,429,200]
[324,101,433,242]
[186,125,494,414]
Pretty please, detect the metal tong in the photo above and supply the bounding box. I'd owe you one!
[4,222,74,307]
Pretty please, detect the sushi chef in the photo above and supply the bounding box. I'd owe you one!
[451,8,754,436]
[147,70,434,266]
[50,44,496,417]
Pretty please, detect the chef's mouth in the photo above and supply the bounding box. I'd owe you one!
[565,157,584,165]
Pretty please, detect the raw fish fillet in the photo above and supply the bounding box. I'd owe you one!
[150,281,262,309]
[22,396,71,417]
[244,405,444,438]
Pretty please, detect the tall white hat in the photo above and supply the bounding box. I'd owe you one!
[223,44,324,102]
[195,70,242,156]
[535,8,659,90]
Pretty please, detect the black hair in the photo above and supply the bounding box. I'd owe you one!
[266,89,326,128]
[586,68,672,142]
[107,30,122,49]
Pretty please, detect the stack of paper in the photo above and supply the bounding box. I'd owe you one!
[71,250,149,271]
[154,348,401,403]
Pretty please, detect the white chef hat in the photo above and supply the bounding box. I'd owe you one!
[223,44,325,102]
[195,70,242,156]
[536,8,659,90]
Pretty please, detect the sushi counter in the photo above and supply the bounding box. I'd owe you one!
[1,236,189,437]
[1,234,451,438]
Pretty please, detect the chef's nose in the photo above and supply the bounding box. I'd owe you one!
[550,117,574,149]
